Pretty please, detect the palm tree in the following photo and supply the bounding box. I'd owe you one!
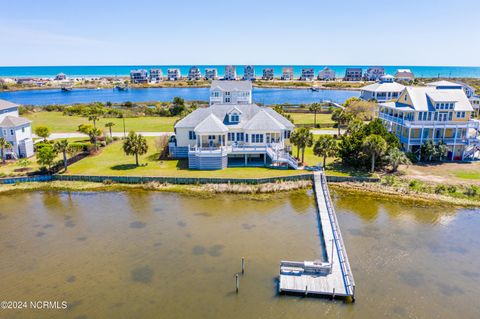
[89,127,102,151]
[292,127,313,164]
[313,135,338,168]
[331,108,352,136]
[309,103,322,128]
[105,122,115,138]
[54,139,70,172]
[362,134,387,172]
[386,148,411,172]
[88,114,100,129]
[0,138,12,164]
[289,130,301,159]
[123,131,148,166]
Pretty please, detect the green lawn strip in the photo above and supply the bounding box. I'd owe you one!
[454,171,480,180]
[287,112,334,126]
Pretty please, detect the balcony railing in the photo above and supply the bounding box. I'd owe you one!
[379,113,480,128]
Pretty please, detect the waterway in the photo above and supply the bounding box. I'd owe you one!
[0,190,478,318]
[0,87,359,106]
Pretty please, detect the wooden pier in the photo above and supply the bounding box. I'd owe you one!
[279,171,355,300]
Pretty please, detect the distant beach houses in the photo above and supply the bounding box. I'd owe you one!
[169,81,296,170]
[224,65,237,81]
[0,99,34,159]
[318,67,336,81]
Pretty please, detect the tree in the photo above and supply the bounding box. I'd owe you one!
[420,140,436,161]
[386,148,411,172]
[123,131,148,166]
[84,105,105,128]
[435,140,449,161]
[170,97,186,116]
[155,135,170,159]
[37,145,57,171]
[34,126,51,141]
[0,138,12,164]
[291,127,313,164]
[289,130,301,159]
[54,139,70,172]
[309,103,322,127]
[89,128,102,151]
[362,134,387,172]
[313,135,338,168]
[105,122,115,138]
[16,158,31,171]
[331,108,352,136]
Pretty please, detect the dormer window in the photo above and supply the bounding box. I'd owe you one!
[230,113,240,123]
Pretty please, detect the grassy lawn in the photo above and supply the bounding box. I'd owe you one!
[287,112,334,126]
[454,171,480,180]
[67,138,307,178]
[25,112,178,133]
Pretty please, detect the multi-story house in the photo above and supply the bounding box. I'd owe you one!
[188,66,202,80]
[300,68,315,81]
[0,99,34,159]
[209,80,252,105]
[378,86,480,160]
[395,69,414,82]
[364,67,385,81]
[224,65,236,80]
[281,67,294,81]
[149,69,163,82]
[54,73,67,81]
[167,68,181,81]
[317,67,336,81]
[262,68,274,80]
[243,65,255,81]
[344,68,363,81]
[205,68,218,80]
[130,69,148,83]
[426,80,480,117]
[169,83,296,170]
[360,75,405,102]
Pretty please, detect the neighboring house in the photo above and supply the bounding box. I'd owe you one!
[54,73,67,81]
[364,67,385,81]
[167,68,181,81]
[427,80,480,115]
[378,86,480,160]
[169,103,296,170]
[130,69,148,83]
[344,68,363,81]
[281,67,294,81]
[262,68,274,80]
[205,68,218,80]
[300,68,315,81]
[209,80,252,105]
[224,65,237,80]
[317,67,335,80]
[360,75,405,102]
[149,69,163,82]
[188,66,202,80]
[0,99,34,159]
[395,69,414,82]
[243,65,255,81]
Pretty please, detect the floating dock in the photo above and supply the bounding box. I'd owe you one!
[279,171,355,300]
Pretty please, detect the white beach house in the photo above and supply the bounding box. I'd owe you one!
[0,99,34,159]
[224,65,236,80]
[205,68,218,80]
[149,69,163,82]
[209,80,252,105]
[262,68,274,80]
[360,75,405,102]
[281,67,294,81]
[318,67,336,81]
[364,67,385,81]
[395,69,415,82]
[378,86,480,160]
[344,68,363,81]
[130,69,149,83]
[167,68,181,81]
[169,82,297,170]
[243,65,255,81]
[188,66,202,80]
[300,68,315,81]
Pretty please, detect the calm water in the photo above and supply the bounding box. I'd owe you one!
[0,87,360,106]
[1,65,480,78]
[0,190,479,319]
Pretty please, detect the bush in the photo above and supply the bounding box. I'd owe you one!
[465,185,479,197]
[434,184,447,194]
[69,142,93,153]
[383,175,397,186]
[447,185,457,194]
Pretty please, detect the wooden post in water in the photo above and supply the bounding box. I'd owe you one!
[332,287,336,300]
[241,257,245,274]
[305,285,308,296]
[235,274,239,293]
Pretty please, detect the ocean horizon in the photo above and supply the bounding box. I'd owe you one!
[1,65,480,79]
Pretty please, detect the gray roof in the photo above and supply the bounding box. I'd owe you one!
[210,80,252,92]
[361,81,405,93]
[0,99,19,111]
[194,114,228,134]
[426,80,462,88]
[175,104,294,132]
[0,115,31,127]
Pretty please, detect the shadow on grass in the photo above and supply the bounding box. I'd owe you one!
[111,164,138,170]
[326,161,372,177]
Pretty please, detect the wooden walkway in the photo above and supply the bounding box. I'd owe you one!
[279,171,355,300]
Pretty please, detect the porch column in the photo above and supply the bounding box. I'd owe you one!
[244,154,247,166]
[196,134,200,147]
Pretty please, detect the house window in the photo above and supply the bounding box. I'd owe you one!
[456,111,466,118]
[208,135,215,140]
[236,132,244,141]
[245,134,248,142]
[188,131,196,140]
[228,132,235,141]
[231,114,239,122]
[251,134,264,143]
[22,127,25,133]
[284,130,291,138]
[225,98,231,103]
[10,130,14,135]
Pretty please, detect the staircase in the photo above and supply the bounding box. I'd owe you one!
[266,145,298,169]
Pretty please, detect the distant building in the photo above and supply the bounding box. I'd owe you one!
[224,65,237,80]
[317,67,336,81]
[149,69,163,82]
[394,69,414,82]
[344,68,363,81]
[205,68,218,80]
[281,67,294,81]
[360,75,405,102]
[55,73,67,81]
[262,68,274,80]
[0,99,34,158]
[209,80,252,105]
[243,65,255,81]
[130,69,148,83]
[364,67,385,81]
[167,68,181,81]
[300,68,315,81]
[188,66,202,80]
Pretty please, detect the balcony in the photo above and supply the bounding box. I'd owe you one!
[379,113,480,128]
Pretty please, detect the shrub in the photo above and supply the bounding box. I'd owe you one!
[383,175,396,186]
[69,142,93,153]
[465,185,479,197]
[434,184,447,194]
[447,185,457,194]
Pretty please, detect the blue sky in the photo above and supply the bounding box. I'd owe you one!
[1,0,479,66]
